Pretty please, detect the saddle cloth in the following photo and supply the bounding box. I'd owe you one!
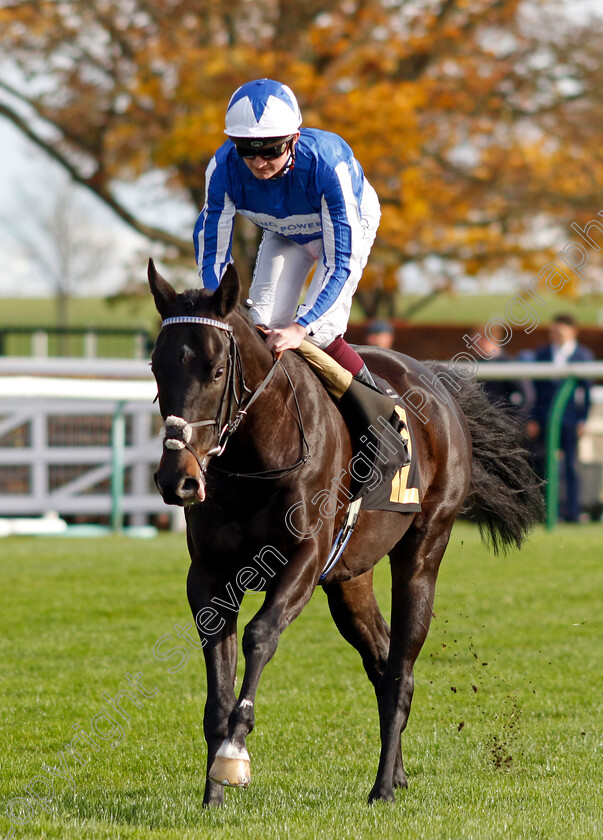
[359,375,421,514]
[295,342,421,514]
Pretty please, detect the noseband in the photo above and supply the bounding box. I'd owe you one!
[157,315,310,479]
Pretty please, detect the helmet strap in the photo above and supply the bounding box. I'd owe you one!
[270,139,296,179]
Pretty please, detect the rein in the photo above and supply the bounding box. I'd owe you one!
[158,315,310,479]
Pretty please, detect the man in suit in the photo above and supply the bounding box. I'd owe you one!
[526,314,593,522]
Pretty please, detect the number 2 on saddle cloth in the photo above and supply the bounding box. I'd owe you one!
[338,377,420,512]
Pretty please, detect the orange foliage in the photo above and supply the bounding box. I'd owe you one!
[1,0,602,299]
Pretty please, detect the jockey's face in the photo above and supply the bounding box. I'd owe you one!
[242,134,299,180]
[243,149,290,179]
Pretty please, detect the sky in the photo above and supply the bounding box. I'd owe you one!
[0,121,196,297]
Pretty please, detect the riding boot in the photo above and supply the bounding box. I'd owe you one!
[353,363,380,392]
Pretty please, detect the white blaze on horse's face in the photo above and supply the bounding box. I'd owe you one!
[182,344,195,362]
[147,259,243,507]
[151,321,234,506]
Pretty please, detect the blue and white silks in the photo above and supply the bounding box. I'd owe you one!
[193,128,380,346]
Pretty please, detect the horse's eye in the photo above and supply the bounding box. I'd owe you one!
[213,366,225,381]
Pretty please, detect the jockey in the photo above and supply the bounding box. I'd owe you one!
[193,78,381,388]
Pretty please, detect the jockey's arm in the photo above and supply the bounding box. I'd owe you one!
[193,154,237,290]
[295,168,364,336]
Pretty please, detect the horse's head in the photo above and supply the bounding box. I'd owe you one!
[148,258,241,505]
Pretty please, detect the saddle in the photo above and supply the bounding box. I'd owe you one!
[294,341,420,512]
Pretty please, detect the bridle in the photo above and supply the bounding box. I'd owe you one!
[157,315,310,479]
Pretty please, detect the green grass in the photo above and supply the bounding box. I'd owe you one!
[0,523,601,839]
[0,297,158,331]
[391,290,603,325]
[2,289,603,339]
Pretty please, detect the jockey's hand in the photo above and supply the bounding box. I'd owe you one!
[265,323,307,354]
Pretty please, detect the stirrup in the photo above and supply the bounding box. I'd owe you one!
[353,363,380,392]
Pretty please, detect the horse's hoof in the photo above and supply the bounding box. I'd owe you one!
[368,785,396,804]
[209,740,251,787]
[209,755,251,787]
[393,771,408,789]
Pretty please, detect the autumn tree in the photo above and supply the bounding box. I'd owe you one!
[2,175,112,336]
[1,0,602,307]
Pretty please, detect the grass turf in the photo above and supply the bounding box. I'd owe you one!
[0,522,601,839]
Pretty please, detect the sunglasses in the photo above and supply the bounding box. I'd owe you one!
[233,137,293,160]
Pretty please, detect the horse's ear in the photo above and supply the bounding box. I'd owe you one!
[212,264,240,317]
[147,258,178,317]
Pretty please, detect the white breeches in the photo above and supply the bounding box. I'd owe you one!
[248,181,380,348]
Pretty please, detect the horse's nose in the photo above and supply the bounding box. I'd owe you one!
[154,470,206,506]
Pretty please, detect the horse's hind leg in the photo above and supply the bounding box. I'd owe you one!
[323,569,407,789]
[369,520,454,804]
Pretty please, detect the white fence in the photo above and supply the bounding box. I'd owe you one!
[0,397,164,524]
[0,358,602,527]
[0,360,163,526]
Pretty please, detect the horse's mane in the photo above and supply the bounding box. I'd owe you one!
[234,303,261,331]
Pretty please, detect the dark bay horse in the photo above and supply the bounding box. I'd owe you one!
[148,259,543,805]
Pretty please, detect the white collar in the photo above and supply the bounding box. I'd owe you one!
[552,339,577,364]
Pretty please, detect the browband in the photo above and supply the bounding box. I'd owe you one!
[161,316,233,333]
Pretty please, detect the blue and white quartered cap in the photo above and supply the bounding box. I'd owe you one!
[224,78,302,139]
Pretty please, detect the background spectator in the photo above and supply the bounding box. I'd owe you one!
[473,325,525,412]
[365,319,395,349]
[526,313,594,523]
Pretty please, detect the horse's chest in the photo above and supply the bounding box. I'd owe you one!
[192,498,281,556]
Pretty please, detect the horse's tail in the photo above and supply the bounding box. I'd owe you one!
[424,362,544,553]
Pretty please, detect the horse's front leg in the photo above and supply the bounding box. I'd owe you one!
[208,544,318,788]
[187,561,239,807]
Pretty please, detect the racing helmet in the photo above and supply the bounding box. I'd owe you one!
[224,79,302,139]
